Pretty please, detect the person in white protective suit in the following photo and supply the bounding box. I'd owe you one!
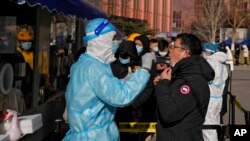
[225,46,234,71]
[202,43,228,141]
[62,18,155,141]
[242,45,249,65]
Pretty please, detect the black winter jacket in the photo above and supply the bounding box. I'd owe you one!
[155,55,214,141]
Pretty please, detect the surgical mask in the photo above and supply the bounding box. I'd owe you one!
[21,42,32,50]
[152,47,159,52]
[112,40,119,54]
[3,41,9,46]
[159,51,167,56]
[136,45,143,54]
[119,57,130,64]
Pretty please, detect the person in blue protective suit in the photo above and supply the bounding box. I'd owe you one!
[202,43,229,141]
[62,18,155,141]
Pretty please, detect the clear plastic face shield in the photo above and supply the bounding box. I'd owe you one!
[112,34,122,54]
[84,19,116,42]
[84,19,118,64]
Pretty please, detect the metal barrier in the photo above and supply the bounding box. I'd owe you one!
[119,122,227,141]
[119,122,156,133]
[117,90,248,141]
[202,124,228,141]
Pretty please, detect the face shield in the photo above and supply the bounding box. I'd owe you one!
[202,43,218,54]
[84,18,117,64]
[84,19,115,42]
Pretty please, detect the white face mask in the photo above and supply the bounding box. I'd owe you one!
[21,42,32,50]
[159,51,167,56]
[152,47,159,52]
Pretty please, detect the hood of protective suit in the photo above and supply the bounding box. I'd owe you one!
[206,52,227,64]
[86,31,116,64]
[204,51,228,98]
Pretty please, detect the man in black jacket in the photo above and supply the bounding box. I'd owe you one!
[154,33,215,141]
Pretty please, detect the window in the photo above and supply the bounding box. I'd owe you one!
[173,11,182,28]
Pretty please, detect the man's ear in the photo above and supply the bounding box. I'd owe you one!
[183,50,191,58]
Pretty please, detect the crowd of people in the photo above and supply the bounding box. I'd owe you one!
[62,18,235,141]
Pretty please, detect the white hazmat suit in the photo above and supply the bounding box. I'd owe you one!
[202,43,228,141]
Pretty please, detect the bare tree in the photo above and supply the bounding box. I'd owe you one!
[192,0,226,43]
[226,0,250,50]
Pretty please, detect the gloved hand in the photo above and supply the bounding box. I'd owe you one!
[141,52,156,71]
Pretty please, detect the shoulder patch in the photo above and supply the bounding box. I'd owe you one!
[180,85,190,95]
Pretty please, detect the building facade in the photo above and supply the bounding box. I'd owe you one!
[172,0,196,33]
[98,0,172,33]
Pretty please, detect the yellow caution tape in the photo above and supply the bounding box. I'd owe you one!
[235,98,246,112]
[119,122,157,133]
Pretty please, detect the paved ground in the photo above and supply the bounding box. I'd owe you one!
[223,65,250,125]
[219,65,250,141]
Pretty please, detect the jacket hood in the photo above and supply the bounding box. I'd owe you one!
[172,55,214,82]
[115,40,138,61]
[134,34,150,56]
[208,51,227,64]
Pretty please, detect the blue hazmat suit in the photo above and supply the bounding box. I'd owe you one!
[63,18,150,141]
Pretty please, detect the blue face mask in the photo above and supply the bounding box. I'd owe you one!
[21,42,32,50]
[159,51,167,57]
[119,57,130,64]
[136,45,143,54]
[112,41,120,54]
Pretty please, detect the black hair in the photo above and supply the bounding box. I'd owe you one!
[115,40,138,60]
[158,39,169,51]
[176,33,202,55]
[134,34,150,56]
[150,38,158,44]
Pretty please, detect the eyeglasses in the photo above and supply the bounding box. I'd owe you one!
[171,45,186,50]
